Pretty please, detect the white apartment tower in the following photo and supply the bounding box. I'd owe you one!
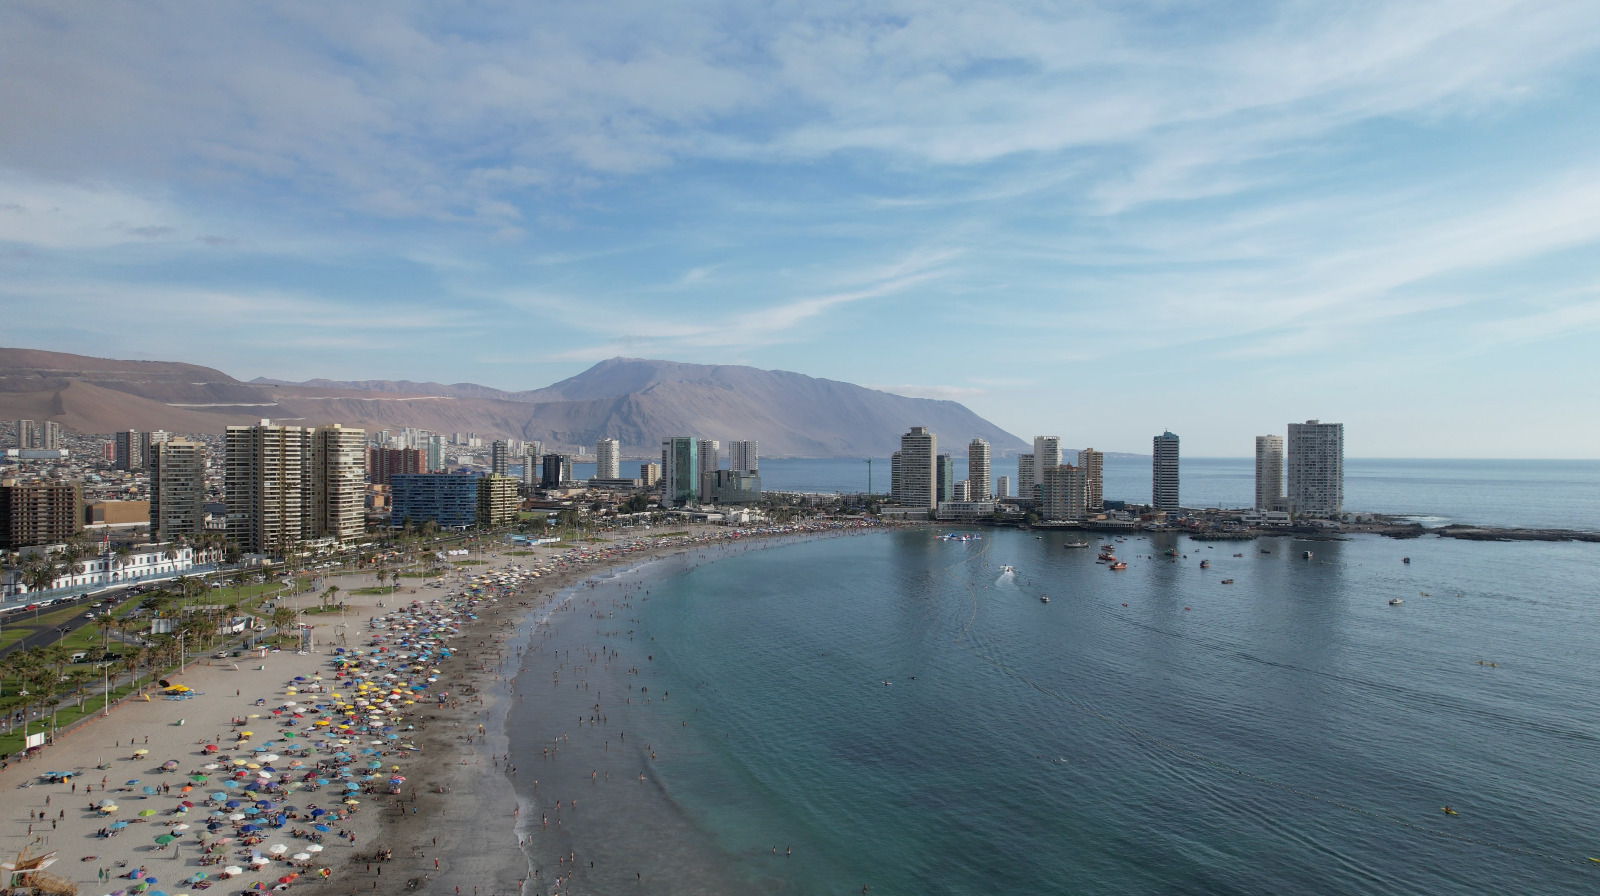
[1077,448,1104,513]
[1152,430,1180,512]
[898,426,937,511]
[1287,421,1344,517]
[1041,464,1088,521]
[311,424,368,543]
[14,420,37,450]
[225,420,311,555]
[1016,453,1035,500]
[729,440,758,473]
[149,438,207,540]
[596,438,621,480]
[1255,435,1285,511]
[967,439,991,501]
[995,475,1010,499]
[1032,436,1062,486]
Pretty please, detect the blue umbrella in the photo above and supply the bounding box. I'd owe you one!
[110,821,129,829]
[314,779,329,786]
[309,808,325,817]
[225,800,240,808]
[210,792,227,801]
[312,824,330,832]
[142,786,157,795]
[126,779,140,785]
[255,800,271,809]
[239,824,259,833]
[343,782,359,791]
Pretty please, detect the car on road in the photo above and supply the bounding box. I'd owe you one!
[23,603,38,611]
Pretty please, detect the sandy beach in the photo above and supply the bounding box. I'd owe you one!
[1,521,885,896]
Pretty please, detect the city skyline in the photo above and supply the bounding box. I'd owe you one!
[3,4,1600,458]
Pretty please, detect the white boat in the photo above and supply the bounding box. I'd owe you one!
[1039,595,1050,603]
[1389,598,1403,605]
[1000,565,1015,574]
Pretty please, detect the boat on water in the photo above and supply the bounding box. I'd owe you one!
[1000,565,1015,574]
[1040,595,1050,603]
[937,533,982,542]
[1097,551,1118,562]
[1199,560,1210,569]
[1164,548,1180,557]
[1302,551,1313,559]
[1109,562,1127,571]
[1233,553,1244,557]
[1402,557,1411,564]
[1389,598,1404,605]
[1063,542,1089,549]
[1220,578,1235,584]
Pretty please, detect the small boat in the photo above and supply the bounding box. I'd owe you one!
[1220,579,1234,585]
[1098,552,1118,562]
[1389,598,1403,605]
[1039,595,1050,603]
[1063,542,1089,549]
[1233,553,1243,558]
[1260,549,1271,554]
[1199,560,1210,569]
[1402,557,1411,564]
[1000,565,1014,574]
[1164,548,1179,557]
[1441,806,1457,816]
[1109,562,1127,571]
[1302,551,1313,559]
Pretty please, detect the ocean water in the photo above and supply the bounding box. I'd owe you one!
[506,528,1600,895]
[748,457,1600,530]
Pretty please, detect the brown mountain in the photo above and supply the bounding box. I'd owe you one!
[0,349,1027,457]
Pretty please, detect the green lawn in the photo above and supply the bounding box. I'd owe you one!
[0,680,145,758]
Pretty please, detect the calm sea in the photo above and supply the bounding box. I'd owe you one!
[506,527,1600,895]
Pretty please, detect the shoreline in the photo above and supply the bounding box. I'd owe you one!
[0,521,887,896]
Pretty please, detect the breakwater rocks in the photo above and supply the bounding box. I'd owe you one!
[1433,525,1600,543]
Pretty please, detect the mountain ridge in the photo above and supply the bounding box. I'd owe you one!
[0,349,1028,458]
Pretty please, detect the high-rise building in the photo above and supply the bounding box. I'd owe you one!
[477,475,520,527]
[996,475,1010,499]
[1015,454,1035,501]
[1152,430,1180,512]
[639,462,660,488]
[968,439,991,501]
[149,438,207,541]
[889,452,902,501]
[1077,449,1104,513]
[391,473,478,530]
[729,440,758,473]
[1041,464,1088,521]
[141,431,170,468]
[114,430,141,471]
[426,435,445,472]
[0,478,83,549]
[225,419,311,555]
[707,470,761,504]
[311,424,367,543]
[898,426,937,511]
[521,446,541,486]
[368,448,425,485]
[541,454,572,489]
[596,438,621,480]
[935,454,955,504]
[1287,421,1344,517]
[1255,435,1285,511]
[14,420,37,449]
[696,439,721,502]
[490,440,509,477]
[1032,437,1062,486]
[661,438,697,506]
[40,421,61,450]
[953,480,972,502]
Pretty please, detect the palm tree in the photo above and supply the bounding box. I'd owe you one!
[112,544,132,583]
[22,553,59,597]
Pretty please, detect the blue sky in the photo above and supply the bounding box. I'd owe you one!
[3,1,1599,457]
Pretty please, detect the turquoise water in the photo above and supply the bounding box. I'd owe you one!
[508,529,1600,894]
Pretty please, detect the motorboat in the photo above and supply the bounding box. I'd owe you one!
[1109,562,1127,571]
[1388,598,1403,605]
[1039,595,1050,603]
[1302,551,1313,559]
[1000,565,1015,574]
[1199,560,1210,569]
[1063,542,1089,549]
[1220,579,1234,585]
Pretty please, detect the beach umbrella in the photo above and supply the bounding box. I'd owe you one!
[172,823,190,830]
[126,779,141,785]
[250,856,270,865]
[238,823,257,832]
[223,866,243,876]
[291,853,311,862]
[189,775,207,783]
[312,824,330,832]
[134,749,149,756]
[154,834,177,845]
[142,786,158,795]
[110,820,129,829]
[277,876,296,885]
[225,800,241,808]
[268,844,288,855]
[210,792,227,801]
[138,809,158,817]
[162,760,180,770]
[304,844,323,853]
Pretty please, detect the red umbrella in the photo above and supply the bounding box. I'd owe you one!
[278,874,297,884]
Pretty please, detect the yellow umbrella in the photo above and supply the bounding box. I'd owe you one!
[134,749,149,755]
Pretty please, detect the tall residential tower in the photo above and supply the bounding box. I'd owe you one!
[1254,435,1285,511]
[1152,430,1180,512]
[1287,421,1344,517]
